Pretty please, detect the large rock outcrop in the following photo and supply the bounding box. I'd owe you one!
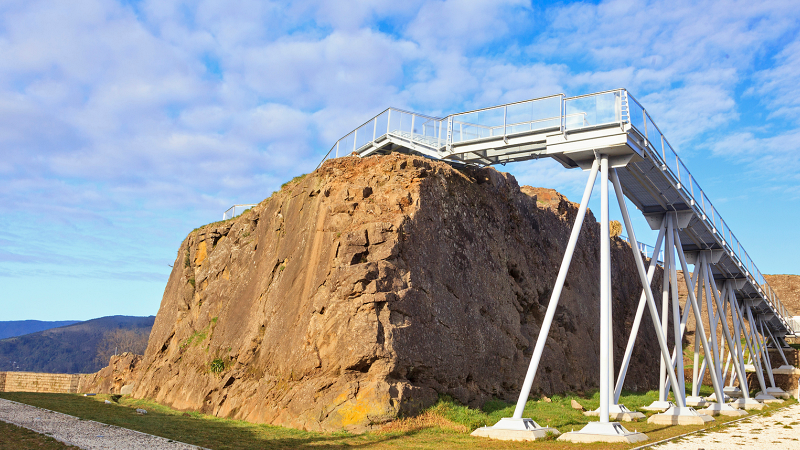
[131,153,666,431]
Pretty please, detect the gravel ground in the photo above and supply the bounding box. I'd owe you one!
[653,402,800,449]
[0,398,208,450]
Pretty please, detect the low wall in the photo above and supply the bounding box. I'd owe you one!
[0,371,82,393]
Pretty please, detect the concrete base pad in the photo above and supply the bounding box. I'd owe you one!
[724,387,744,398]
[774,365,799,375]
[685,396,708,407]
[641,400,675,412]
[471,427,559,441]
[557,422,648,444]
[471,418,560,441]
[583,405,645,421]
[729,398,765,410]
[755,393,784,404]
[766,388,790,399]
[697,404,748,417]
[647,407,714,425]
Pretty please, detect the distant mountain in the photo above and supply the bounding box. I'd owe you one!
[0,320,81,340]
[0,315,154,374]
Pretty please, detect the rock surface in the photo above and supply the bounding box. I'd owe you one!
[79,352,142,395]
[127,153,667,431]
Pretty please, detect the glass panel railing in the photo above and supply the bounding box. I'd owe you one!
[645,113,662,149]
[339,131,355,156]
[663,142,680,180]
[355,120,375,151]
[505,96,562,135]
[676,160,690,188]
[451,105,505,143]
[374,110,389,140]
[702,193,712,218]
[691,178,702,205]
[628,95,646,136]
[564,90,622,130]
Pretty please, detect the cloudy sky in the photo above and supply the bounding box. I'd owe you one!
[2,0,799,321]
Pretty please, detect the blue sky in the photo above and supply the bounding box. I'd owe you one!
[2,0,799,321]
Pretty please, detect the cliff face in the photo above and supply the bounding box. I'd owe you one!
[132,153,665,431]
[765,274,800,315]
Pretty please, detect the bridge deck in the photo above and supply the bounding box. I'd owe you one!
[319,89,793,338]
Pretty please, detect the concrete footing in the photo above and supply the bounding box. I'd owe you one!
[724,386,744,398]
[729,398,765,410]
[766,387,790,399]
[697,403,748,417]
[774,365,798,374]
[755,393,784,404]
[641,400,675,412]
[558,422,648,444]
[685,396,708,407]
[646,406,714,425]
[470,418,560,441]
[704,394,731,402]
[583,404,645,421]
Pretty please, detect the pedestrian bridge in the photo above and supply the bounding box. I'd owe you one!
[320,88,798,442]
[320,88,794,339]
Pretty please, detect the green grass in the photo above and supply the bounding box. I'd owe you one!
[0,420,80,449]
[0,391,794,450]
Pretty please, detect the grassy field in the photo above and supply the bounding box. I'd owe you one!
[0,388,794,449]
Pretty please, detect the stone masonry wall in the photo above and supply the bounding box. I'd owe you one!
[0,371,81,393]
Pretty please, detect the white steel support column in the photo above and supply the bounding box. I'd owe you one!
[741,303,770,396]
[472,159,601,440]
[599,154,611,424]
[614,220,667,403]
[760,323,791,398]
[695,263,749,416]
[510,158,598,419]
[763,322,794,370]
[673,230,726,407]
[757,319,777,389]
[558,162,647,443]
[668,218,687,398]
[690,255,705,399]
[610,175,711,427]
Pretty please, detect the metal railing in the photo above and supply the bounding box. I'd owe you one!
[623,92,793,333]
[223,204,256,220]
[621,235,664,265]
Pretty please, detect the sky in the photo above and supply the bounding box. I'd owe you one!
[2,0,799,321]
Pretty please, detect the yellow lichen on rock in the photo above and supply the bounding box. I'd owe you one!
[194,241,208,267]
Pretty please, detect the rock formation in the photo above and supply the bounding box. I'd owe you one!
[122,153,666,431]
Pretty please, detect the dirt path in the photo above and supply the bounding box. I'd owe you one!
[654,403,800,449]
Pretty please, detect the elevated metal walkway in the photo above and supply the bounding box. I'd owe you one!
[320,89,794,339]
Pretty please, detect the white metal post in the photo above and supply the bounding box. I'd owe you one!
[600,155,610,424]
[610,172,686,408]
[511,158,600,419]
[614,219,667,402]
[667,218,687,398]
[691,255,705,398]
[673,230,726,405]
[757,319,777,389]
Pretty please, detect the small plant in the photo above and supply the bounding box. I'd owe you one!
[279,264,285,271]
[188,278,195,287]
[184,250,191,268]
[210,358,225,374]
[211,317,218,324]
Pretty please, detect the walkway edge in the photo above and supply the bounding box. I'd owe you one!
[0,398,211,450]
